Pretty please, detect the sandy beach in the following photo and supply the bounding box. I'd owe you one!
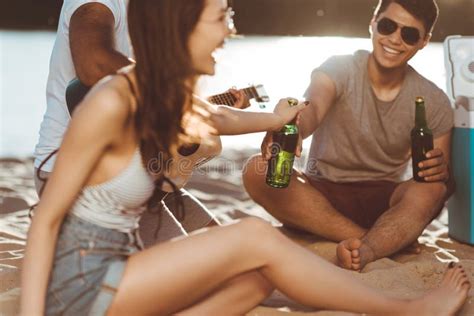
[1,149,473,315]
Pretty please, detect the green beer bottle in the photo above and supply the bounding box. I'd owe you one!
[266,100,299,188]
[411,96,433,182]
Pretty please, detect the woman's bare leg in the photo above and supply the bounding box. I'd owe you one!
[179,271,273,315]
[108,218,470,315]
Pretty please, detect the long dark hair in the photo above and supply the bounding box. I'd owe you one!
[31,1,208,226]
[128,0,206,172]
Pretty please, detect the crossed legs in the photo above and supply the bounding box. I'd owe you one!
[242,155,446,271]
[242,155,367,242]
[336,179,446,270]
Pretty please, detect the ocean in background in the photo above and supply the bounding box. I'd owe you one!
[0,30,448,158]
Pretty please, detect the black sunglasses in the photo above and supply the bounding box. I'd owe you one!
[376,17,421,46]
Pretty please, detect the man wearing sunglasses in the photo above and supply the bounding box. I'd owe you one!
[244,0,453,271]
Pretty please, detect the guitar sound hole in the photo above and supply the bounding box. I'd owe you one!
[177,143,200,156]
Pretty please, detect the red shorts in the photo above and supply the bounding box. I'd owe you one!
[308,178,399,229]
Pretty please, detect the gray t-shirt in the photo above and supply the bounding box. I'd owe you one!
[304,50,453,183]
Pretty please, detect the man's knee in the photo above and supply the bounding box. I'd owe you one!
[418,182,447,202]
[242,154,267,194]
[431,182,448,199]
[404,181,447,218]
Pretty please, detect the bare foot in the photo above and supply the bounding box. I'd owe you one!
[408,263,471,315]
[336,238,375,271]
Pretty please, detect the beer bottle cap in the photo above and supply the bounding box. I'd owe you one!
[287,98,298,107]
[415,96,424,103]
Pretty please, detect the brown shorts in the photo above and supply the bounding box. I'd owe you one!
[307,177,399,229]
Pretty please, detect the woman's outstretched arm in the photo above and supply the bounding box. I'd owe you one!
[20,80,130,315]
[194,96,307,135]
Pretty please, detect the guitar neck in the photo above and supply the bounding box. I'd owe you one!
[208,87,258,106]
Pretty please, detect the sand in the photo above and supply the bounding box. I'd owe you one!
[1,149,473,315]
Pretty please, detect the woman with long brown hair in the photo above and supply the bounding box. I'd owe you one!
[20,0,469,315]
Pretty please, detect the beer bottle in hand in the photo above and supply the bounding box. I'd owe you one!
[411,96,433,182]
[266,103,299,188]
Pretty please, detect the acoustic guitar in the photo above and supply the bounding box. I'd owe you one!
[65,78,270,156]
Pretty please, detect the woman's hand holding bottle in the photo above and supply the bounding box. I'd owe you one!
[272,98,308,130]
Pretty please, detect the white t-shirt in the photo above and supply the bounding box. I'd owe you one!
[34,0,132,172]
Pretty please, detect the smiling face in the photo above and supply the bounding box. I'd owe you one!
[370,2,430,70]
[188,0,235,76]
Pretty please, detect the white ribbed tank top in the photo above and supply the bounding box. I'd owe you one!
[70,148,155,232]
